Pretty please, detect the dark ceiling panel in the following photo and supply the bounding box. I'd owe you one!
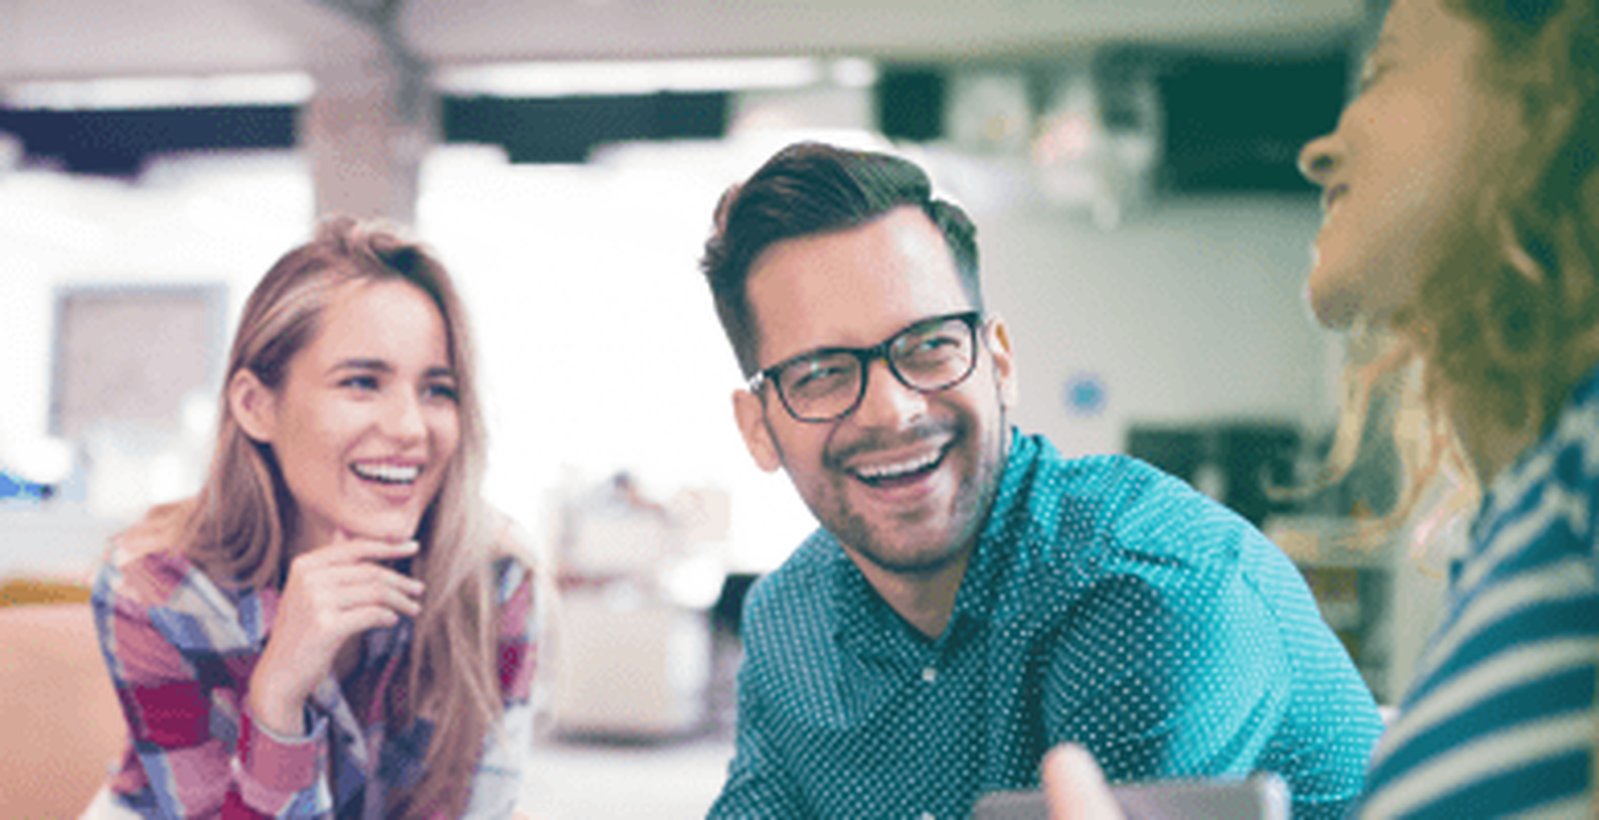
[0,91,730,175]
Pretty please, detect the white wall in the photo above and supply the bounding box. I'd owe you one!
[978,196,1341,459]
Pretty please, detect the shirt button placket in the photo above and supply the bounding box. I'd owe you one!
[915,664,937,820]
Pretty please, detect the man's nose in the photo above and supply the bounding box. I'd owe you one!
[850,357,927,428]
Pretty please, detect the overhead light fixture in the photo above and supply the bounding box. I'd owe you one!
[436,57,868,98]
[3,73,315,111]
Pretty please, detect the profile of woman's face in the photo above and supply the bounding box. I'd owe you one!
[1297,0,1525,329]
[239,277,462,553]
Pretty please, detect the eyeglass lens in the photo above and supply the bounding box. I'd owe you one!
[774,314,977,421]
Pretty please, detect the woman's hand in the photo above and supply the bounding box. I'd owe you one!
[1043,745,1123,820]
[246,534,424,736]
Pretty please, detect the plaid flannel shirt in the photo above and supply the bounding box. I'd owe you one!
[92,545,538,818]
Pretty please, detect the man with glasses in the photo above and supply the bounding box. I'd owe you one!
[700,142,1382,819]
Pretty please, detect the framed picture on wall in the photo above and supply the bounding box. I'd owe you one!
[48,283,228,439]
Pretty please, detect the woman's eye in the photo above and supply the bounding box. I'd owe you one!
[425,383,459,401]
[340,374,380,391]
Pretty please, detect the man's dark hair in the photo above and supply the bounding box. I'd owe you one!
[700,141,982,377]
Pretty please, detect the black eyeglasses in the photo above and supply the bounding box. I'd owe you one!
[748,311,984,423]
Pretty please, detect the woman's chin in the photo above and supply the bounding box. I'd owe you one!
[1304,269,1363,330]
[338,516,423,545]
[1312,297,1359,330]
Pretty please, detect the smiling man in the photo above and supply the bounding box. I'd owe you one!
[700,142,1384,819]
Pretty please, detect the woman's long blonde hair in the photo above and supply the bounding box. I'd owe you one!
[154,216,506,816]
[1323,0,1599,540]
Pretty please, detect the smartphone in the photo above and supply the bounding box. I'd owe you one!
[971,773,1290,820]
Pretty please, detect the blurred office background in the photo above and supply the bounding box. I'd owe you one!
[0,0,1450,816]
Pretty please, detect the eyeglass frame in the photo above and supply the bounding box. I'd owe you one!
[746,310,987,423]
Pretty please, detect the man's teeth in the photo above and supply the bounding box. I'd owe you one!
[853,450,941,480]
[352,463,421,484]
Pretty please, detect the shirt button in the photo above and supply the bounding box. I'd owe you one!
[918,812,936,820]
[921,666,938,683]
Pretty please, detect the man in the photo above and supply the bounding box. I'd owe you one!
[700,142,1382,819]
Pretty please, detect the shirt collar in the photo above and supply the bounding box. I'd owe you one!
[949,427,1035,628]
[828,426,1036,657]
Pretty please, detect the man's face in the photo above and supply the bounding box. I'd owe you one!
[732,206,1018,578]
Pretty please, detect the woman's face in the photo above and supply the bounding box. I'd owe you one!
[244,277,461,553]
[1297,0,1523,328]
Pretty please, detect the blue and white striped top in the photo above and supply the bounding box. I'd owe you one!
[1360,365,1599,818]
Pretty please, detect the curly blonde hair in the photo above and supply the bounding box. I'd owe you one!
[1324,0,1599,540]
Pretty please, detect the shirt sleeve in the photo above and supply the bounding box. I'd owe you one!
[92,559,333,819]
[1042,567,1285,784]
[705,659,807,819]
[459,558,541,818]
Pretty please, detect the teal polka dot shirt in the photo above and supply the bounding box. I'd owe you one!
[709,430,1382,819]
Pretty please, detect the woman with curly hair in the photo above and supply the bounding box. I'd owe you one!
[1044,0,1599,815]
[90,217,540,818]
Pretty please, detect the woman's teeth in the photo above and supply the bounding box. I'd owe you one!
[351,463,421,485]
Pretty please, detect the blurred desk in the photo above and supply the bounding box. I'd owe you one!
[550,584,712,739]
[545,476,729,740]
[0,505,123,583]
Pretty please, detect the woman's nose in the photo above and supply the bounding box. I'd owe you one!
[1298,132,1339,186]
[383,392,427,442]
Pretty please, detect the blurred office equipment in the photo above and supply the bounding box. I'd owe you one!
[1126,421,1302,527]
[548,472,730,739]
[0,470,49,504]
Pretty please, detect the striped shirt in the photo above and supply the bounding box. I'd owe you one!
[92,545,538,818]
[1360,366,1599,818]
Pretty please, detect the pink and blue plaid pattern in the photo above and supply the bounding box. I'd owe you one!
[92,546,538,818]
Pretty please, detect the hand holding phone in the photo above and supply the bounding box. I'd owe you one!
[972,773,1290,820]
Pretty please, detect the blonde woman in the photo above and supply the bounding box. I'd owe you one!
[91,218,539,818]
[1044,0,1599,816]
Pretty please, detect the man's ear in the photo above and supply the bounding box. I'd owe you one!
[986,316,1020,410]
[732,389,782,473]
[228,369,277,443]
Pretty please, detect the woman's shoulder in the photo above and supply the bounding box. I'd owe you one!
[487,510,543,604]
[1483,366,1599,525]
[98,501,200,607]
